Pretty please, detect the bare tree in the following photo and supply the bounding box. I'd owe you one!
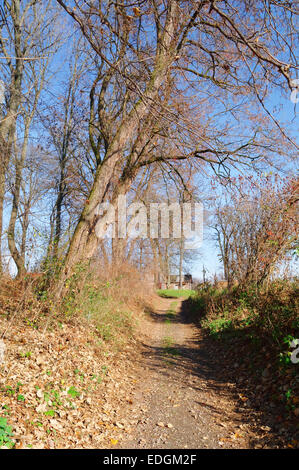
[42,45,89,262]
[53,0,298,293]
[213,175,299,288]
[0,0,59,273]
[7,53,52,276]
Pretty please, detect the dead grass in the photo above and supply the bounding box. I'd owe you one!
[0,263,155,448]
[0,262,153,341]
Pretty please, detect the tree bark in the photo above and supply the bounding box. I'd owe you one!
[7,129,28,277]
[0,0,25,272]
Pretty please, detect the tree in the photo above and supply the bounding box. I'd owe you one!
[213,175,299,288]
[54,0,298,293]
[0,0,60,274]
[7,51,52,276]
[42,44,89,262]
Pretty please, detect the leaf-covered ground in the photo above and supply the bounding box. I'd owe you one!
[0,295,298,449]
[0,313,143,448]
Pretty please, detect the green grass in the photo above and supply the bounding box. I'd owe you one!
[201,317,234,339]
[162,336,180,356]
[157,289,195,299]
[166,301,178,317]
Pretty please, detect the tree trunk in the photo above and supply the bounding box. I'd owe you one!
[20,201,29,264]
[53,169,65,259]
[7,131,28,277]
[0,172,5,275]
[179,236,184,289]
[179,203,184,289]
[0,0,24,273]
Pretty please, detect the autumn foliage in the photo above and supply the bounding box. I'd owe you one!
[213,175,298,288]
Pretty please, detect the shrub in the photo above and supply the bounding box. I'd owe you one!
[59,261,150,346]
[191,280,299,358]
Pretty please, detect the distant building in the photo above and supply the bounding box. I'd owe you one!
[158,273,193,290]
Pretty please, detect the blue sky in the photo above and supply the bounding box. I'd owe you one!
[1,5,298,279]
[190,82,298,281]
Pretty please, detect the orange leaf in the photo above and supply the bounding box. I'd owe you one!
[133,7,141,17]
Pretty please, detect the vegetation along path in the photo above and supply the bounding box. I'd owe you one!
[114,296,281,449]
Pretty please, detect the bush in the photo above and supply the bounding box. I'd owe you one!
[190,279,299,357]
[60,261,150,346]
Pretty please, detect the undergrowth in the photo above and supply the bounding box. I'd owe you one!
[0,417,14,448]
[189,279,299,421]
[190,280,298,352]
[0,262,149,348]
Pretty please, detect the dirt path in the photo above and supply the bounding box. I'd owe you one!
[115,296,266,449]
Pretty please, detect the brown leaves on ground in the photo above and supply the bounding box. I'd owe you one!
[0,313,140,449]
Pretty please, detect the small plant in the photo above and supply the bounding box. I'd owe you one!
[5,386,15,396]
[51,389,62,406]
[0,417,14,448]
[284,388,296,412]
[166,302,177,318]
[283,334,297,348]
[67,386,80,398]
[162,336,179,356]
[20,351,32,359]
[2,404,10,416]
[279,350,292,366]
[203,317,233,337]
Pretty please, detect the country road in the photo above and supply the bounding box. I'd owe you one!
[115,296,269,449]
